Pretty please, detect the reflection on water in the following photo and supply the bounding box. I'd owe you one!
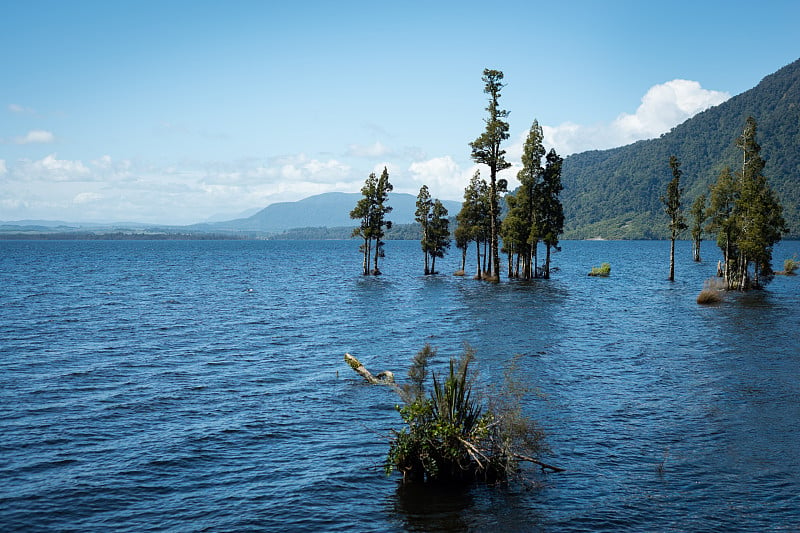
[389,482,473,531]
[388,478,549,532]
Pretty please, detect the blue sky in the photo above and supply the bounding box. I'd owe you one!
[2,0,799,224]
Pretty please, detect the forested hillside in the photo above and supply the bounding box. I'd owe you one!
[561,58,800,239]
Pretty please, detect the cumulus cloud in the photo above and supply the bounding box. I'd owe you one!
[15,130,55,144]
[260,153,351,184]
[16,154,91,181]
[408,156,476,199]
[346,141,393,158]
[542,79,730,155]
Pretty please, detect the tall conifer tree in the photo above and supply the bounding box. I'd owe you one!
[350,167,392,275]
[415,185,433,274]
[661,155,687,282]
[538,148,564,278]
[470,69,510,281]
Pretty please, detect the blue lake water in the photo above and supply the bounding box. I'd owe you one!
[1,239,799,532]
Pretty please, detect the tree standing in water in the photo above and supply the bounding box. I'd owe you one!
[350,172,378,275]
[661,155,687,282]
[729,117,785,288]
[427,199,450,274]
[690,193,707,262]
[707,118,786,289]
[470,69,511,282]
[508,120,545,279]
[350,167,393,275]
[538,148,564,279]
[415,185,433,275]
[456,171,491,279]
[370,167,393,274]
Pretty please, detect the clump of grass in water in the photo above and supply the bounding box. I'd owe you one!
[588,262,611,277]
[697,277,725,305]
[782,255,798,275]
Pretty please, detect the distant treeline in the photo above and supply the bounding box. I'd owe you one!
[0,224,431,241]
[0,231,251,240]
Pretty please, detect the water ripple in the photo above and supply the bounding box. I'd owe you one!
[1,239,799,531]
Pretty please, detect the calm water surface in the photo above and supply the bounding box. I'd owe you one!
[1,239,799,532]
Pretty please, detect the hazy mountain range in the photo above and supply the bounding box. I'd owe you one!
[189,192,462,233]
[0,193,461,237]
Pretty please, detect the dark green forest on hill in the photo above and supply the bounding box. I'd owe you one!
[560,58,800,239]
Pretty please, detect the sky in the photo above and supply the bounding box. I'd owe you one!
[1,0,799,225]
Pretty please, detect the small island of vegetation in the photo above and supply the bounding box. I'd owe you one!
[588,262,611,277]
[345,345,562,484]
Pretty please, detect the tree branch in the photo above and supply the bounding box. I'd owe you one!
[513,453,565,473]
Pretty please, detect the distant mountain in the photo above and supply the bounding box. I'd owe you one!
[202,192,462,233]
[560,57,800,239]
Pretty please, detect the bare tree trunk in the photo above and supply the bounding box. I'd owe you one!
[544,244,552,279]
[363,238,371,275]
[724,238,732,288]
[373,240,381,275]
[693,239,701,262]
[668,238,676,282]
[475,241,482,278]
[489,178,500,281]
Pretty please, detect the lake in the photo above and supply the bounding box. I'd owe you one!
[1,239,799,531]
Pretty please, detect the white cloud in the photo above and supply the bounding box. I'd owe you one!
[542,79,730,155]
[0,159,6,175]
[17,154,91,181]
[260,154,351,184]
[15,130,55,144]
[408,156,476,199]
[346,141,393,158]
[73,192,104,204]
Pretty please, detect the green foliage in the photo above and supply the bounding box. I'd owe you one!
[661,156,688,239]
[503,121,544,279]
[560,58,800,239]
[416,185,451,274]
[456,171,492,277]
[783,255,798,275]
[707,117,787,289]
[350,168,393,275]
[690,193,708,261]
[500,122,564,279]
[588,263,611,277]
[470,69,511,279]
[386,345,547,483]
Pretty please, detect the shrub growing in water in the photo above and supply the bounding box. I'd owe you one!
[697,278,725,305]
[588,262,611,277]
[783,256,798,275]
[385,345,553,483]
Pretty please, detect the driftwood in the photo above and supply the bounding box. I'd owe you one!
[513,453,566,473]
[344,353,408,401]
